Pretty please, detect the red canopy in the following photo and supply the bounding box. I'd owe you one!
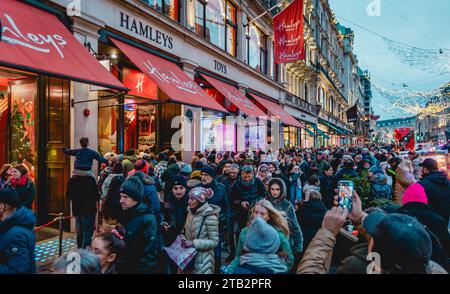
[248,93,304,128]
[0,0,126,90]
[111,38,227,113]
[200,74,266,117]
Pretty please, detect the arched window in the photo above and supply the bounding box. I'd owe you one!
[304,84,309,103]
[143,0,180,21]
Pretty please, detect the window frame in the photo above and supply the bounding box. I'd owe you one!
[246,22,268,74]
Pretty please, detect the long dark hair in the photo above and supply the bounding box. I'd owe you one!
[96,225,126,261]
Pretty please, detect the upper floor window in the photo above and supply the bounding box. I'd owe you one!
[188,0,237,56]
[247,24,267,74]
[318,87,325,106]
[141,0,180,22]
[330,96,334,114]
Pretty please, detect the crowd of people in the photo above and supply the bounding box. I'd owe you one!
[0,136,449,274]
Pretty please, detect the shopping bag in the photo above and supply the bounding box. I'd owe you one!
[164,235,197,271]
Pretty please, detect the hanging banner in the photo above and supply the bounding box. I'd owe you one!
[346,104,358,123]
[274,0,305,64]
[394,127,415,151]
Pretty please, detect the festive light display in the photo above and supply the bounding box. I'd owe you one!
[383,38,450,74]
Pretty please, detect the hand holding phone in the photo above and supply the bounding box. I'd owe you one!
[337,180,354,211]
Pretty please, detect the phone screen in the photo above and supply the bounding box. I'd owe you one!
[338,181,354,211]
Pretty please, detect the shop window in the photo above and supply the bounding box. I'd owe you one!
[284,126,298,148]
[247,23,267,74]
[141,0,180,22]
[10,79,37,168]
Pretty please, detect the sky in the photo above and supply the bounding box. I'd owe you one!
[328,0,450,120]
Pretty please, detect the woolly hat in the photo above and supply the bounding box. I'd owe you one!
[244,217,280,254]
[0,188,20,207]
[179,163,193,175]
[189,187,214,203]
[201,165,216,178]
[119,177,144,202]
[402,183,428,205]
[257,163,270,174]
[195,160,205,170]
[172,174,188,189]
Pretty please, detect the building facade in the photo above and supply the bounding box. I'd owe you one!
[416,105,450,145]
[0,0,371,226]
[375,116,416,145]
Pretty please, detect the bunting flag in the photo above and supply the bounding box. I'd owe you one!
[274,0,305,64]
[394,127,415,151]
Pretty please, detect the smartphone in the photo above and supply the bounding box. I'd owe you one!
[337,180,354,211]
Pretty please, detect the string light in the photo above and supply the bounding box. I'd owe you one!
[383,38,450,74]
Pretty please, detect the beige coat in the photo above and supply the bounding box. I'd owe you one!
[182,203,220,274]
[393,166,416,204]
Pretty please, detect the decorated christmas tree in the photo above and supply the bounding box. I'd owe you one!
[10,101,33,164]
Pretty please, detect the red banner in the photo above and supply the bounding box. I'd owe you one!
[394,128,415,151]
[274,0,305,64]
[122,67,158,100]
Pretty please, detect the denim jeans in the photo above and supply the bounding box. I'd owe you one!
[76,215,95,249]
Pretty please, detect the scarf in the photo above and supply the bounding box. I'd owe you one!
[11,175,27,188]
[240,253,288,274]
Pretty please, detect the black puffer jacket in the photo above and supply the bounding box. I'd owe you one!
[419,171,450,223]
[197,180,231,232]
[118,202,165,274]
[230,176,266,227]
[66,175,99,217]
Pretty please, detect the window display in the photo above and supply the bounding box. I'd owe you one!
[201,113,235,152]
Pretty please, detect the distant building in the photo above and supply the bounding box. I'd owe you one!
[375,116,416,144]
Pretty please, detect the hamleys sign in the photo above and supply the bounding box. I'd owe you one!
[1,12,67,59]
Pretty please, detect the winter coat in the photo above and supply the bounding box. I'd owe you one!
[8,178,35,210]
[297,228,448,274]
[131,172,162,224]
[319,174,334,209]
[118,202,165,274]
[154,160,168,190]
[228,226,294,274]
[336,243,369,274]
[0,207,36,274]
[101,175,125,224]
[101,173,122,198]
[197,180,230,232]
[411,155,423,181]
[66,175,99,217]
[122,155,138,178]
[230,176,266,227]
[393,166,415,205]
[419,170,450,224]
[369,178,393,202]
[288,174,302,205]
[266,178,304,254]
[162,191,189,246]
[161,163,181,197]
[313,159,326,175]
[398,202,450,271]
[297,199,327,251]
[182,203,220,274]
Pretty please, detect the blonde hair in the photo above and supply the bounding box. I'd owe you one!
[249,199,290,237]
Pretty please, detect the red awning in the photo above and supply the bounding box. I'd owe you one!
[248,93,305,128]
[110,38,227,113]
[200,74,266,117]
[0,0,127,91]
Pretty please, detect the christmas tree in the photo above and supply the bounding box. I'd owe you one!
[11,101,33,164]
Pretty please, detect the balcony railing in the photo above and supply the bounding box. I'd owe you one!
[285,93,317,115]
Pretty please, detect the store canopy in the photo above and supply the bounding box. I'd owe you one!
[303,127,316,137]
[248,93,304,128]
[110,38,227,113]
[0,0,127,91]
[309,123,330,140]
[200,74,266,117]
[319,119,349,135]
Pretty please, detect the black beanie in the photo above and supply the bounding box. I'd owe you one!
[201,165,216,178]
[0,188,20,207]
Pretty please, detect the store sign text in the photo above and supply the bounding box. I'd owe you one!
[0,13,67,58]
[142,59,200,95]
[214,60,227,74]
[120,12,173,49]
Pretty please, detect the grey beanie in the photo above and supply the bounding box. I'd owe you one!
[244,217,281,254]
[119,176,144,202]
